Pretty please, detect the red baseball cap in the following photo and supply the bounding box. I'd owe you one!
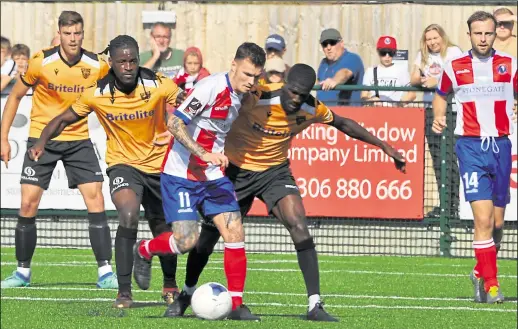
[376,36,397,50]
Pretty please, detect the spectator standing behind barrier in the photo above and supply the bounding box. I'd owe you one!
[11,44,30,77]
[361,36,415,106]
[410,24,462,103]
[172,46,210,94]
[2,44,31,95]
[317,28,364,106]
[493,7,517,57]
[410,24,462,218]
[1,36,16,93]
[140,22,184,79]
[259,34,290,85]
[263,57,286,83]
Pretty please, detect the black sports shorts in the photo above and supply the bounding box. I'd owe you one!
[20,137,103,189]
[106,164,164,220]
[226,161,300,216]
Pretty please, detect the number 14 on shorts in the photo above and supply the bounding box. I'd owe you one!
[463,172,479,194]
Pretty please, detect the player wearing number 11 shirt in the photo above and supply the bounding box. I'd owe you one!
[166,63,406,322]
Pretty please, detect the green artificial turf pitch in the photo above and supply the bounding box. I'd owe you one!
[1,248,516,329]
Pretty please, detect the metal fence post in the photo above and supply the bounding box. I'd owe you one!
[439,99,453,257]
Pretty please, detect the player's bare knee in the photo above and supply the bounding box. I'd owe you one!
[80,183,105,212]
[219,224,244,243]
[118,209,140,229]
[212,211,243,243]
[19,199,39,217]
[284,217,310,241]
[172,221,199,254]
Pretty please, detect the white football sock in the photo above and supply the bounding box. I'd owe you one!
[98,264,113,278]
[183,284,196,295]
[17,267,31,278]
[309,294,321,310]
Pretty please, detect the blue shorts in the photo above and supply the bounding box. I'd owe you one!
[455,136,512,207]
[161,173,240,223]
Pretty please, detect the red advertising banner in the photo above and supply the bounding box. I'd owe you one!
[247,106,425,219]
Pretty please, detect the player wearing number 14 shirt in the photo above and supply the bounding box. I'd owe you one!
[432,11,517,304]
[167,63,406,322]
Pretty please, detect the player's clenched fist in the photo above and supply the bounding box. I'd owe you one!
[201,152,229,168]
[27,143,45,162]
[432,116,447,134]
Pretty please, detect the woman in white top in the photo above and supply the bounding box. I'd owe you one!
[411,24,462,218]
[361,36,416,107]
[410,24,463,103]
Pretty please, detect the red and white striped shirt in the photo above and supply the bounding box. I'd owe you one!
[437,49,517,137]
[161,72,243,181]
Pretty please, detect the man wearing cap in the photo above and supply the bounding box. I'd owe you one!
[260,34,291,85]
[361,36,415,106]
[263,57,286,84]
[317,28,364,106]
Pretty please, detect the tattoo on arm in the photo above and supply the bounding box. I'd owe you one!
[223,211,241,229]
[167,115,207,158]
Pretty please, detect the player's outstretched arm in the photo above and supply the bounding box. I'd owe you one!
[329,114,406,172]
[166,115,228,167]
[27,108,82,161]
[0,79,32,167]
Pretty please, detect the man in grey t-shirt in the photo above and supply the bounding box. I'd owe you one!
[140,22,184,79]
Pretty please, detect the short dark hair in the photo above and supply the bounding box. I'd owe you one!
[234,42,266,68]
[286,63,316,91]
[467,11,497,32]
[100,35,139,57]
[58,11,84,28]
[1,36,11,50]
[11,44,30,58]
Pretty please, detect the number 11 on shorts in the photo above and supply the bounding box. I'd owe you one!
[178,191,191,208]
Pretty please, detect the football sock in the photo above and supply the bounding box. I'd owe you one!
[309,294,321,310]
[473,238,499,292]
[16,267,31,278]
[15,216,37,270]
[295,238,321,298]
[493,226,503,254]
[159,254,178,289]
[224,242,246,310]
[87,212,113,269]
[185,247,211,288]
[146,218,177,288]
[97,264,113,278]
[183,284,196,295]
[139,232,180,260]
[115,226,137,292]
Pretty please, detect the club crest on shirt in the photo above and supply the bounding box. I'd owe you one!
[497,64,508,75]
[81,68,91,79]
[140,91,151,102]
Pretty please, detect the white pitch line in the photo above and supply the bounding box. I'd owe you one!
[4,286,517,304]
[2,261,516,278]
[1,296,514,313]
[1,252,515,268]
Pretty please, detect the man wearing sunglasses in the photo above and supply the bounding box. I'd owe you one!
[493,7,517,58]
[317,28,364,106]
[361,36,416,106]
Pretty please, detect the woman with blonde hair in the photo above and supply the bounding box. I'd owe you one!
[410,24,462,99]
[410,24,462,218]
